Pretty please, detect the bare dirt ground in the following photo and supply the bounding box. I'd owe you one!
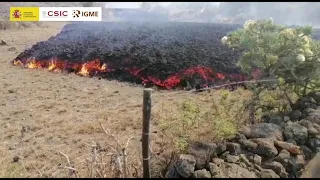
[1,22,232,177]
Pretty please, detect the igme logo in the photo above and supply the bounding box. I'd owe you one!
[72,10,99,18]
[72,10,80,18]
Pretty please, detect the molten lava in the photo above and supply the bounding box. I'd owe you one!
[12,57,248,89]
[12,58,108,76]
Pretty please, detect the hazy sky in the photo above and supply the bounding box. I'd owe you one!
[106,2,169,8]
[106,2,221,9]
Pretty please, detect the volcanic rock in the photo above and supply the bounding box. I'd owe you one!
[298,119,315,129]
[283,116,290,123]
[260,169,280,178]
[306,112,320,125]
[300,145,313,161]
[274,140,301,155]
[275,149,291,165]
[228,132,247,143]
[262,161,288,178]
[225,142,242,155]
[211,157,224,166]
[298,119,320,137]
[313,123,320,132]
[240,123,283,141]
[284,122,308,145]
[303,108,317,117]
[248,154,262,166]
[215,142,227,155]
[239,139,258,152]
[308,127,319,136]
[174,154,196,178]
[293,96,317,110]
[308,92,320,103]
[262,115,283,126]
[307,108,320,120]
[286,139,297,145]
[251,138,278,158]
[239,162,248,168]
[188,141,217,170]
[286,155,306,175]
[239,154,251,167]
[165,166,182,178]
[194,169,211,178]
[306,135,320,153]
[208,161,257,178]
[225,154,240,163]
[274,149,306,176]
[290,110,302,121]
[208,162,220,177]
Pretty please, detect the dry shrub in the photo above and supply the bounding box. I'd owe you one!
[0,17,44,30]
[257,88,299,115]
[49,124,141,178]
[153,88,253,153]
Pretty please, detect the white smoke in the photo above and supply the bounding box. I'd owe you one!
[99,2,320,26]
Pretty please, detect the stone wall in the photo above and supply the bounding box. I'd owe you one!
[165,92,320,178]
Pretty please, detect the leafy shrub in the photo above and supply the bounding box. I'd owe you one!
[203,89,245,141]
[222,19,320,114]
[222,19,320,97]
[180,101,200,137]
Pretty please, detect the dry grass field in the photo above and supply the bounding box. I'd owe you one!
[0,22,253,177]
[2,2,320,179]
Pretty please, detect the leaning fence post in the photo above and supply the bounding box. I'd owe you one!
[142,88,152,178]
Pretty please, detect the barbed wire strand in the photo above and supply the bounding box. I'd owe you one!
[152,79,277,96]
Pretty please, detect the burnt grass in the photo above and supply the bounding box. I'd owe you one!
[13,22,320,89]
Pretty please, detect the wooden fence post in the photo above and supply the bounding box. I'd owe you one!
[142,88,152,178]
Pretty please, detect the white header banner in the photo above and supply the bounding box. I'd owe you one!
[39,7,102,21]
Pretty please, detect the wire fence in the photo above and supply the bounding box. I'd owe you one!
[152,79,277,96]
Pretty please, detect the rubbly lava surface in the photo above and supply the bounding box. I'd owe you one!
[12,22,246,89]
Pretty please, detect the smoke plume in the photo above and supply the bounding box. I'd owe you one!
[106,2,320,27]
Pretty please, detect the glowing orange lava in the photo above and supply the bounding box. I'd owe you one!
[12,58,108,77]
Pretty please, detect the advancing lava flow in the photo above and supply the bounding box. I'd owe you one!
[12,57,247,89]
[11,22,250,89]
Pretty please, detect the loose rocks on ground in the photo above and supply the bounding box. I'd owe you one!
[164,92,320,178]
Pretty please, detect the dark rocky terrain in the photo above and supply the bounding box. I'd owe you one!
[13,22,245,89]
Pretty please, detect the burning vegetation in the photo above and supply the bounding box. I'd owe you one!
[12,22,249,89]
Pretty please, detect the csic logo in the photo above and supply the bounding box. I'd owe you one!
[42,10,68,17]
[72,10,99,18]
[12,10,22,19]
